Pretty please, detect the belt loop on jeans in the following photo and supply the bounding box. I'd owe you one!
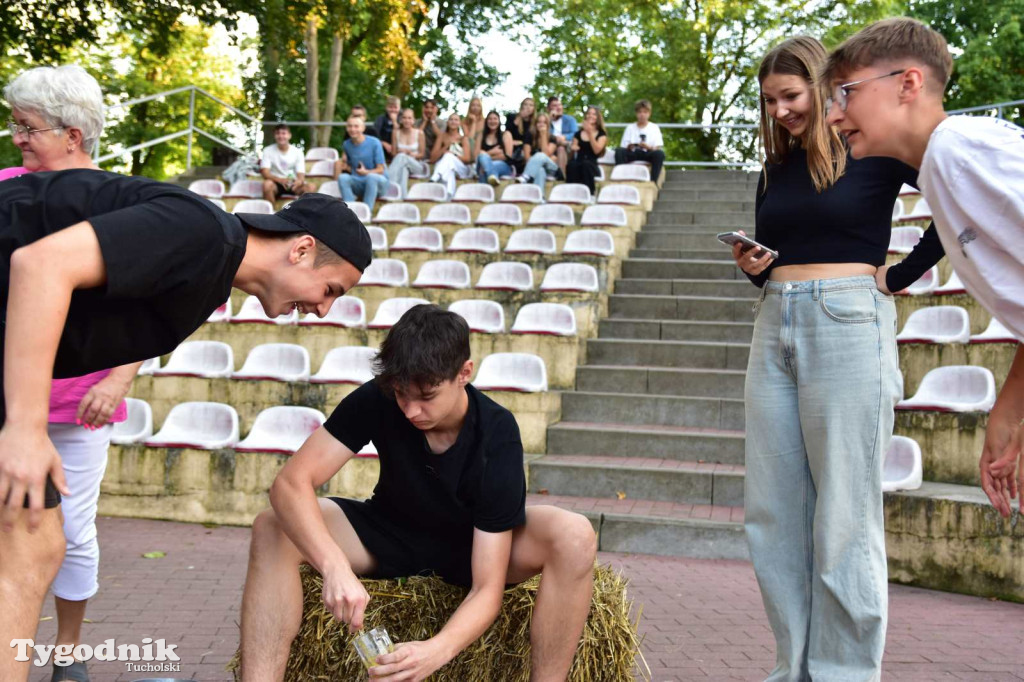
[752,284,768,315]
[813,279,820,301]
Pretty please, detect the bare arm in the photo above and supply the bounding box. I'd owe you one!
[372,528,511,679]
[502,130,515,158]
[415,130,426,160]
[0,222,107,528]
[591,133,608,156]
[429,134,447,164]
[981,345,1024,517]
[459,136,473,164]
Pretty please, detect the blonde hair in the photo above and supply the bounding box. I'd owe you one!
[531,112,551,151]
[758,36,846,192]
[823,17,952,92]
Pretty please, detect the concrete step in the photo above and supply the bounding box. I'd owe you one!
[585,338,749,369]
[615,278,756,298]
[650,189,758,203]
[609,294,756,321]
[622,259,746,281]
[646,212,754,228]
[528,454,745,505]
[652,200,755,214]
[576,365,746,399]
[559,391,745,431]
[666,169,758,181]
[598,318,754,342]
[548,420,745,462]
[527,493,749,560]
[635,232,726,249]
[629,248,735,261]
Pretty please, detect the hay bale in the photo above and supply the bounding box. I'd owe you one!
[230,563,648,681]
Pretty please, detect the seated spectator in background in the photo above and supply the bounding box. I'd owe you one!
[567,106,608,193]
[477,110,513,186]
[463,96,484,153]
[260,124,316,202]
[518,111,559,195]
[430,113,475,198]
[547,96,578,177]
[502,97,535,175]
[416,99,442,155]
[346,104,379,139]
[389,108,429,199]
[614,99,665,183]
[374,95,401,162]
[336,115,389,206]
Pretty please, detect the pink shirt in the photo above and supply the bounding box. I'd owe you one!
[0,166,129,424]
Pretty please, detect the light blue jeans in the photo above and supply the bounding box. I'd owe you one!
[743,276,900,682]
[523,152,558,195]
[339,173,389,206]
[477,153,512,182]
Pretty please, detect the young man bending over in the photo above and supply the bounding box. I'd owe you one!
[824,17,1024,516]
[240,305,597,681]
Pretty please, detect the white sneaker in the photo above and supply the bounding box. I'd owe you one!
[487,175,500,186]
[516,175,531,184]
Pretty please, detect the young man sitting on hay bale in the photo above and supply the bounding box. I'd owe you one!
[239,304,598,681]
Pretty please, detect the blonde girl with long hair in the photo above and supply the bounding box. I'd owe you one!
[516,110,559,194]
[736,36,943,681]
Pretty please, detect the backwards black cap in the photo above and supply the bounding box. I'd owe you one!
[235,194,373,272]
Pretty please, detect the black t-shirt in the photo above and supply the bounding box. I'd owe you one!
[504,114,534,148]
[0,170,247,390]
[324,380,526,544]
[573,129,607,163]
[750,150,944,290]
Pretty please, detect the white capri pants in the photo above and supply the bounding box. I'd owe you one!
[48,422,111,601]
[432,153,473,197]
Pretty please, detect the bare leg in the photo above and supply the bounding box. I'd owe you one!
[239,499,376,681]
[507,506,597,682]
[556,147,568,177]
[55,597,88,651]
[262,179,276,202]
[0,509,65,682]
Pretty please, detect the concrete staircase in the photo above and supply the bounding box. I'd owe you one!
[529,169,759,560]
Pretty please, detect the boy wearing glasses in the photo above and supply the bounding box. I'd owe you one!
[824,17,1024,517]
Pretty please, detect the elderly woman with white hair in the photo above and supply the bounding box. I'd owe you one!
[2,64,142,682]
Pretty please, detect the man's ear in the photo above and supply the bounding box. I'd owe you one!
[898,67,927,103]
[459,359,474,385]
[289,234,316,264]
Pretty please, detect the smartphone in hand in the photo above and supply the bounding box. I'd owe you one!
[716,231,779,261]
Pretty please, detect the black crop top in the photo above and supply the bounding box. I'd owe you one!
[750,149,944,291]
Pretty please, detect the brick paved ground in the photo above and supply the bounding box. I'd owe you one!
[26,517,1024,681]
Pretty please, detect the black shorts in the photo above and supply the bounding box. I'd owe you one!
[329,497,473,587]
[9,475,61,508]
[270,181,292,198]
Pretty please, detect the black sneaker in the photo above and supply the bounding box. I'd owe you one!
[554,169,565,181]
[52,660,89,682]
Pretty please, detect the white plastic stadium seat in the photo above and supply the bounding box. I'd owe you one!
[358,259,409,287]
[207,198,227,211]
[504,229,557,255]
[233,343,311,382]
[367,226,389,251]
[476,262,534,291]
[380,181,403,202]
[207,300,232,323]
[232,295,299,324]
[448,300,506,333]
[347,201,372,223]
[412,260,472,289]
[598,148,616,165]
[188,179,225,198]
[425,203,472,225]
[896,365,997,413]
[407,182,449,202]
[563,229,615,256]
[306,147,339,162]
[548,183,592,205]
[453,184,495,203]
[902,197,932,221]
[235,406,326,454]
[226,179,264,198]
[111,398,153,445]
[369,297,431,329]
[511,303,577,336]
[307,160,335,178]
[882,436,923,492]
[934,271,967,295]
[137,358,160,375]
[580,205,627,228]
[145,401,240,450]
[154,341,234,378]
[891,198,905,222]
[233,199,275,215]
[610,165,651,182]
[474,353,548,392]
[970,317,1019,344]
[311,346,378,384]
[500,184,544,204]
[597,185,641,205]
[374,203,420,224]
[540,263,600,292]
[358,441,379,457]
[896,266,939,296]
[887,226,923,254]
[899,183,919,197]
[527,204,576,227]
[392,227,444,252]
[316,181,342,198]
[595,166,605,182]
[475,204,523,226]
[301,296,366,328]
[448,228,500,254]
[896,306,971,344]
